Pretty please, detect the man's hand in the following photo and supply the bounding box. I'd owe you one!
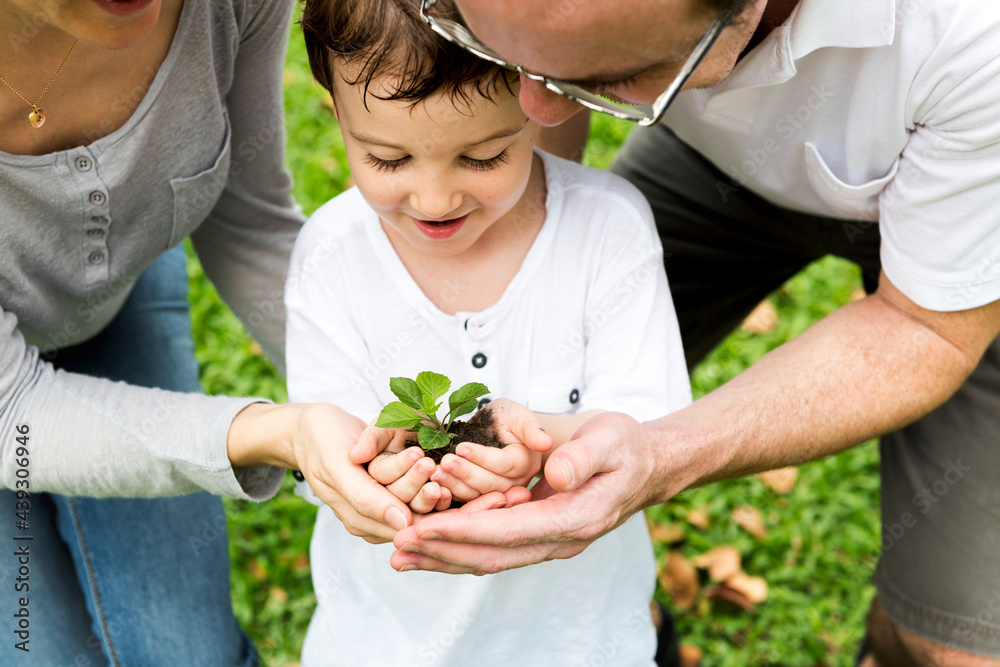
[390,412,664,574]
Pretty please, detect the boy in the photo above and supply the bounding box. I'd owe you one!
[287,0,691,664]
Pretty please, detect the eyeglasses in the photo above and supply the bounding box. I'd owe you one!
[420,0,734,127]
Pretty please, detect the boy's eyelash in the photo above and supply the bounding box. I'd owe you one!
[362,150,511,174]
[461,149,510,171]
[363,154,410,173]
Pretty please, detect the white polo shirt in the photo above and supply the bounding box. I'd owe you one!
[666,0,1000,311]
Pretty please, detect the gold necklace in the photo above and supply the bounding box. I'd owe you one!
[0,39,79,129]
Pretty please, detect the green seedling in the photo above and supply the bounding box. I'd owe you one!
[375,372,490,451]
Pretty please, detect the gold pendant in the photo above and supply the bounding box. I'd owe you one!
[28,107,45,129]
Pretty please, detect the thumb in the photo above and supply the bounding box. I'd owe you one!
[349,420,389,464]
[543,429,608,492]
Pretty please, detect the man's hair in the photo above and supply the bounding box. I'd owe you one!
[300,0,515,108]
[707,0,756,17]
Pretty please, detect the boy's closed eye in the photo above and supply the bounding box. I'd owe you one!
[362,149,511,174]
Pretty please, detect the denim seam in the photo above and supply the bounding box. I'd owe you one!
[68,498,122,667]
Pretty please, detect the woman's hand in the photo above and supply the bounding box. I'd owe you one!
[228,403,421,543]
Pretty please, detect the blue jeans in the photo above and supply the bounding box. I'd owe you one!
[0,245,258,666]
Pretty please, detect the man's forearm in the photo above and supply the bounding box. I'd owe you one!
[646,293,987,502]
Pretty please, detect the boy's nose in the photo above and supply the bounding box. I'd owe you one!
[409,188,463,220]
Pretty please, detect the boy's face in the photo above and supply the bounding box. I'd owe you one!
[332,70,538,258]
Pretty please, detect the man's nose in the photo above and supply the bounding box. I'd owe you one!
[518,74,585,127]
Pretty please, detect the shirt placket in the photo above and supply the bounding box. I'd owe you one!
[69,149,111,286]
[460,314,497,409]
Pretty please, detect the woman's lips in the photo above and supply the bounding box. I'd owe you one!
[412,213,469,240]
[92,0,156,16]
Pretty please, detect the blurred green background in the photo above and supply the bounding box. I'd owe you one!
[188,18,880,667]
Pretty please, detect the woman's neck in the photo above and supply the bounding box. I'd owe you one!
[0,4,78,70]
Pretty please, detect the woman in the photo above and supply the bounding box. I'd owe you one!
[0,0,312,663]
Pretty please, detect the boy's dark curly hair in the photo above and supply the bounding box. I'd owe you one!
[301,0,516,109]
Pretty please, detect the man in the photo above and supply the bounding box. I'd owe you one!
[385,0,1000,664]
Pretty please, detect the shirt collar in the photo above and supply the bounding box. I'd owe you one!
[788,0,896,60]
[703,0,896,94]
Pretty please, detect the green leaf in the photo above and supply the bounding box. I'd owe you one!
[389,377,423,410]
[448,398,478,422]
[416,371,450,413]
[449,382,489,413]
[417,425,452,450]
[375,402,425,429]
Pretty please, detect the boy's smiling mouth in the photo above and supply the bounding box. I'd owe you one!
[411,213,470,240]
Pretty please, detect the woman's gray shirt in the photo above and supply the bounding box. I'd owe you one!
[0,0,303,500]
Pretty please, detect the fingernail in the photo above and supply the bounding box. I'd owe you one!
[558,459,576,488]
[491,501,506,510]
[400,564,417,572]
[456,444,470,457]
[399,542,419,552]
[421,531,441,540]
[443,460,457,473]
[409,450,422,463]
[384,506,406,531]
[431,471,446,483]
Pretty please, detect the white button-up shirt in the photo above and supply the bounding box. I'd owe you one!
[667,0,1000,311]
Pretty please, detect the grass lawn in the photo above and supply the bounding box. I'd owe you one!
[187,19,881,667]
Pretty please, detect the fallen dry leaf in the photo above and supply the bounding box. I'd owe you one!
[649,522,685,545]
[758,467,799,494]
[693,545,741,583]
[292,553,310,574]
[248,559,266,581]
[680,644,703,667]
[705,584,756,611]
[726,572,769,603]
[686,508,710,530]
[742,300,777,334]
[732,505,767,539]
[659,551,700,610]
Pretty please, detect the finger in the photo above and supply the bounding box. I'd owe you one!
[542,431,612,492]
[368,446,424,485]
[385,457,436,503]
[439,451,520,494]
[502,486,533,507]
[349,423,412,465]
[489,402,552,453]
[327,500,396,543]
[458,490,509,513]
[390,537,587,574]
[433,486,454,512]
[454,442,533,479]
[312,463,414,536]
[431,466,481,501]
[408,481,443,514]
[396,485,597,548]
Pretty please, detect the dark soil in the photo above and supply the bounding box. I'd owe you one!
[424,405,505,464]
